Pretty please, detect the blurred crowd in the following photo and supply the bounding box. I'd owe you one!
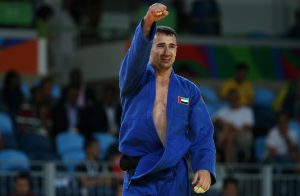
[0,68,123,195]
[0,69,121,140]
[201,63,300,166]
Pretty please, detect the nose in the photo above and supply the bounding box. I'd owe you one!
[163,46,171,55]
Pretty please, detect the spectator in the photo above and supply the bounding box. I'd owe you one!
[34,102,53,137]
[68,69,109,137]
[221,177,239,196]
[76,137,112,195]
[10,172,34,196]
[287,7,300,39]
[101,85,122,136]
[38,77,57,108]
[51,85,81,137]
[266,112,299,163]
[214,89,254,162]
[46,6,78,84]
[220,63,253,106]
[1,70,24,116]
[16,83,53,137]
[79,102,109,138]
[68,68,96,108]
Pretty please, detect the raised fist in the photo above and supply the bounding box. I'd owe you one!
[144,3,169,23]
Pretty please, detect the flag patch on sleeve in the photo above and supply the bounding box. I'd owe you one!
[178,96,189,105]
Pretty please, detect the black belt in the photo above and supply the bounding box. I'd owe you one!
[119,154,141,171]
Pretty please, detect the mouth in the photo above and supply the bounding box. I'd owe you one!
[160,57,171,64]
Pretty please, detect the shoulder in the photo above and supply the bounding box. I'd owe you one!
[174,74,201,95]
[240,106,253,113]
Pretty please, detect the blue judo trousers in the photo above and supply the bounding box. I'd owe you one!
[119,20,216,196]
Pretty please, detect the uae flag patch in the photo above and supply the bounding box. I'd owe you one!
[178,96,189,105]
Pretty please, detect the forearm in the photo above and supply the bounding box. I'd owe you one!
[142,17,155,39]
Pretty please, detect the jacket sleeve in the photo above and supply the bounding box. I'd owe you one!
[119,20,156,96]
[188,87,216,185]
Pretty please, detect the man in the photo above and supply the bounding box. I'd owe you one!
[119,3,216,195]
[266,112,299,163]
[76,137,112,195]
[68,68,96,108]
[101,85,122,135]
[10,173,34,196]
[214,89,254,162]
[51,85,82,138]
[220,63,253,106]
[221,177,239,196]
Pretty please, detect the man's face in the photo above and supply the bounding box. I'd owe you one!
[150,33,177,70]
[15,178,30,195]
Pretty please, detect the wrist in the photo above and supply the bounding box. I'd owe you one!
[143,15,154,29]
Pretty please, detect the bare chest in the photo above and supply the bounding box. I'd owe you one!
[153,78,169,144]
[154,80,169,106]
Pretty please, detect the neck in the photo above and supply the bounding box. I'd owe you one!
[154,66,172,78]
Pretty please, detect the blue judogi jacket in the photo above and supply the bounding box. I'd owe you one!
[119,20,216,183]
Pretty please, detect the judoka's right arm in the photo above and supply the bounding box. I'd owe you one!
[119,3,169,96]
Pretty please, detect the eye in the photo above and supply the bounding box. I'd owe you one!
[169,45,176,49]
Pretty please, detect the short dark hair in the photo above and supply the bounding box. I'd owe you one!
[156,26,177,37]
